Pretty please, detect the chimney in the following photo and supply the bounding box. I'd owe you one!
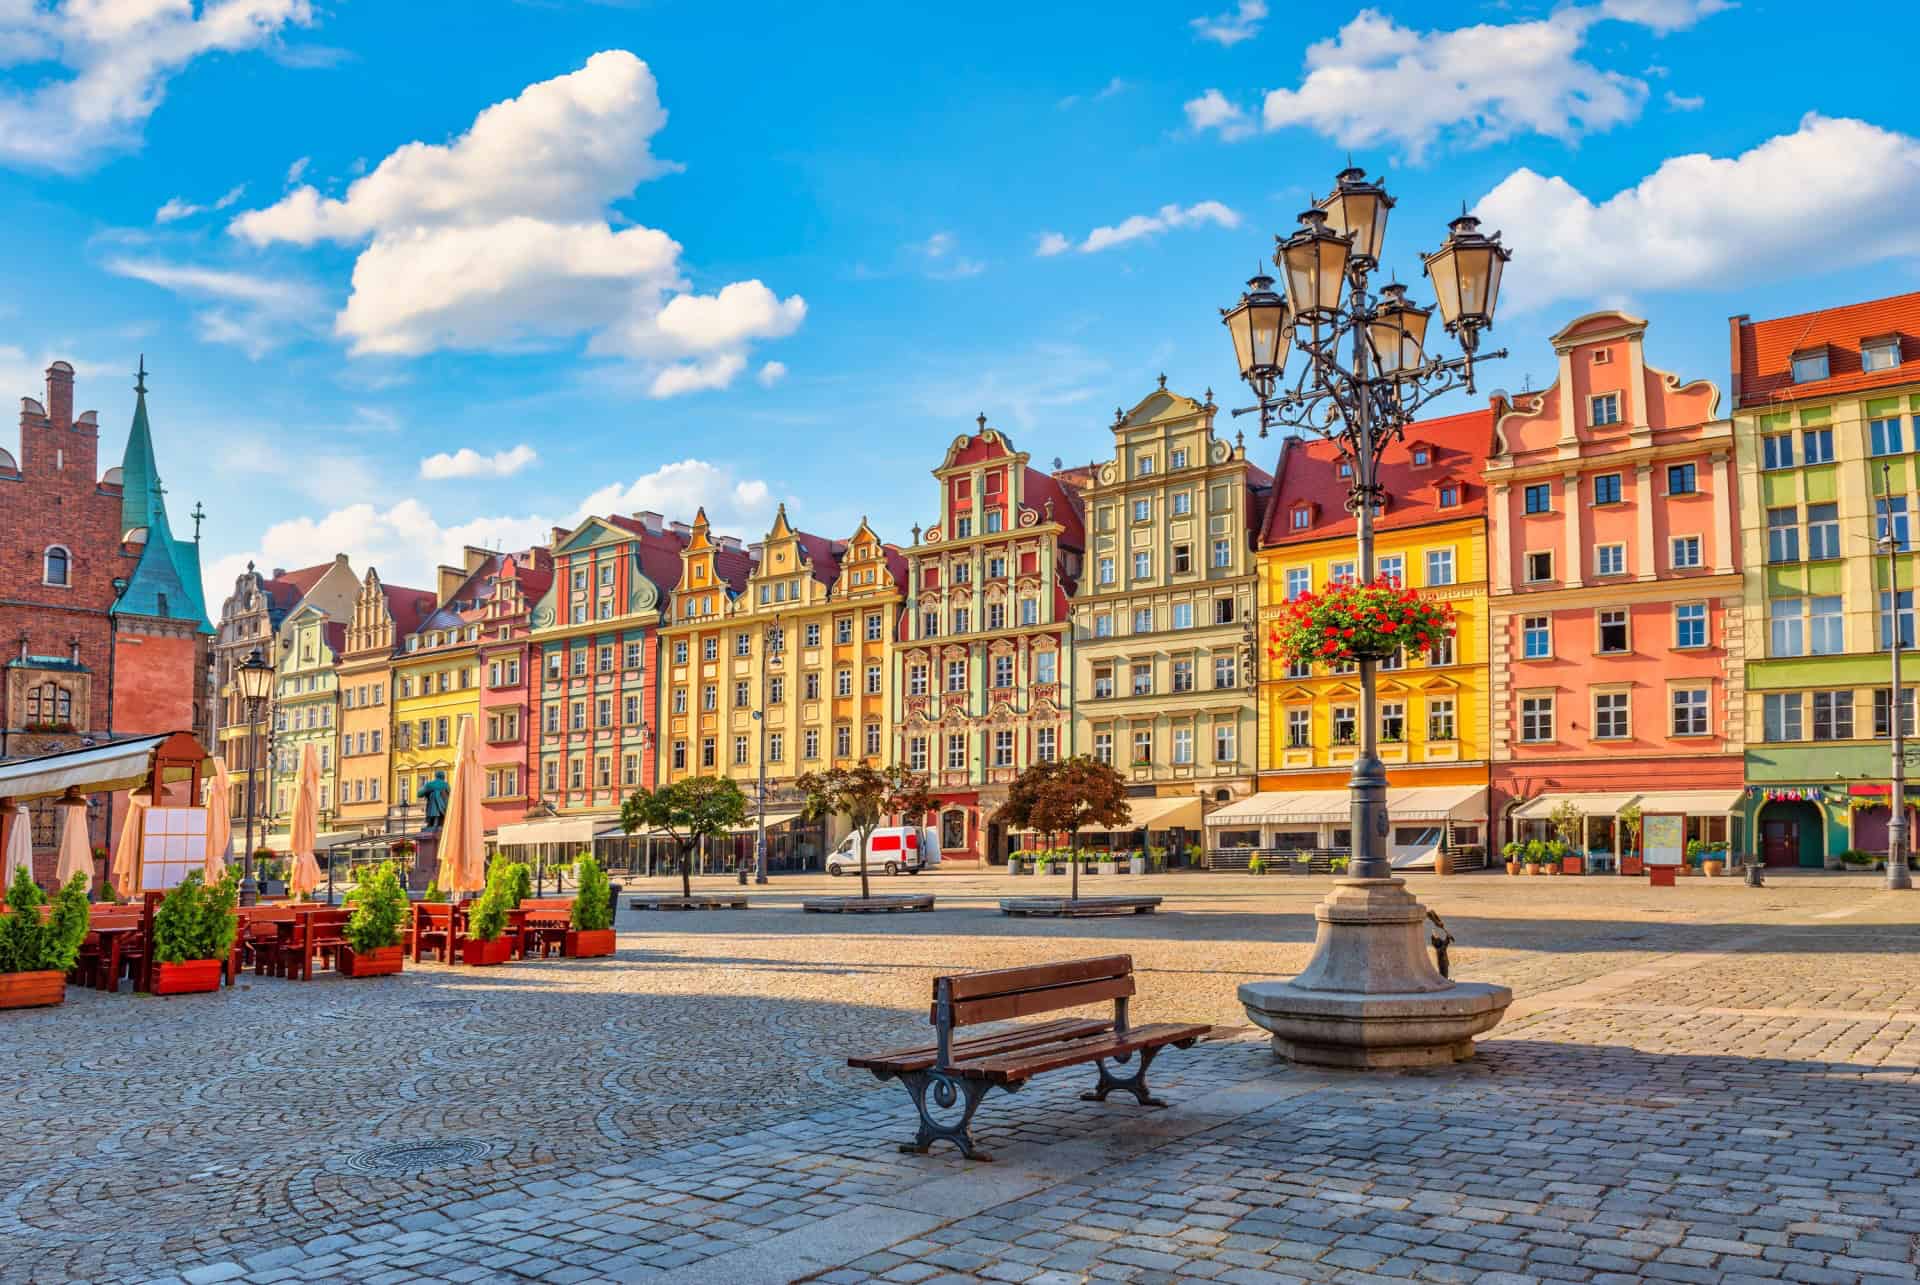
[45,361,73,428]
[670,521,691,538]
[1727,314,1748,411]
[271,568,287,580]
[437,564,466,603]
[715,535,743,553]
[550,526,569,547]
[634,510,664,532]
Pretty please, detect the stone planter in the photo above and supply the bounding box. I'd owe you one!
[463,936,513,967]
[154,959,223,995]
[1095,862,1119,876]
[0,970,65,1009]
[1129,857,1147,876]
[341,945,404,978]
[1045,865,1068,877]
[565,929,616,958]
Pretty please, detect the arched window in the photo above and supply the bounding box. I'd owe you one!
[941,808,967,851]
[43,546,70,586]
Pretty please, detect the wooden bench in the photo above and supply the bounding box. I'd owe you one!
[848,954,1211,1161]
[518,898,574,958]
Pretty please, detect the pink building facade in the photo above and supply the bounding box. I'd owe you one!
[1485,312,1747,861]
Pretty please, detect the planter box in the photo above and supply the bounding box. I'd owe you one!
[0,970,65,1009]
[1561,855,1584,876]
[154,959,223,995]
[1095,862,1119,876]
[463,936,513,967]
[1046,866,1068,877]
[1648,866,1677,887]
[1129,858,1147,875]
[565,929,616,959]
[341,944,404,978]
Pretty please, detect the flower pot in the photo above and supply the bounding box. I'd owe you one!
[341,945,404,978]
[1561,855,1583,876]
[565,929,616,959]
[1701,860,1724,878]
[1506,861,1522,876]
[1648,866,1676,887]
[1525,864,1542,876]
[1129,858,1147,876]
[1434,851,1454,877]
[1621,855,1644,876]
[463,936,513,967]
[0,970,65,1009]
[154,959,223,995]
[1095,862,1119,876]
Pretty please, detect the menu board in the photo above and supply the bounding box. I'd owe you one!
[1643,813,1684,867]
[141,807,209,890]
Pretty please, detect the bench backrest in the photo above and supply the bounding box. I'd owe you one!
[519,898,573,912]
[933,954,1134,1033]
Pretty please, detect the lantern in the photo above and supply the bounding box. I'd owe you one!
[236,648,273,705]
[1367,282,1433,375]
[1221,270,1290,400]
[1421,212,1510,341]
[1275,208,1352,319]
[1317,166,1393,267]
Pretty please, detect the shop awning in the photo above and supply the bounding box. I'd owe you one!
[727,810,801,833]
[1634,789,1744,815]
[0,734,181,802]
[1509,791,1641,821]
[263,829,360,853]
[1096,796,1203,831]
[1206,786,1483,828]
[491,816,609,847]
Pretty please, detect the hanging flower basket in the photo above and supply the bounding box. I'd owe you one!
[1267,578,1456,666]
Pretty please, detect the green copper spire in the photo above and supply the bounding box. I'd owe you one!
[111,358,213,633]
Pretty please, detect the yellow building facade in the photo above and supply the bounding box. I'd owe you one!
[391,559,489,827]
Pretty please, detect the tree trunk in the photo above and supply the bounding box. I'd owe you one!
[681,838,693,900]
[1069,828,1079,902]
[858,825,873,902]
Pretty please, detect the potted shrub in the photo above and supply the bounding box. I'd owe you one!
[565,855,616,958]
[1502,840,1523,876]
[1545,839,1568,875]
[462,866,514,966]
[153,871,239,995]
[1268,577,1458,671]
[0,869,90,1009]
[1047,850,1069,876]
[1132,847,1152,876]
[1523,839,1548,875]
[1329,856,1350,875]
[1617,804,1645,877]
[1094,851,1119,876]
[1247,853,1268,876]
[1034,853,1053,877]
[341,862,406,977]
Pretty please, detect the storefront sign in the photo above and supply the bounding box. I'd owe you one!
[1643,813,1684,867]
[141,806,209,891]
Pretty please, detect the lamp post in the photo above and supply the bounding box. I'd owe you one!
[1877,466,1914,891]
[1225,165,1516,1067]
[235,648,274,907]
[748,628,782,886]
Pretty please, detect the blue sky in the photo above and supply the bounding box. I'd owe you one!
[2,0,1914,599]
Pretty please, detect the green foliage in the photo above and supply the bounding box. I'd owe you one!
[1522,839,1549,865]
[0,869,92,974]
[1501,840,1522,861]
[153,872,240,964]
[1617,803,1643,855]
[345,863,407,953]
[1329,856,1350,875]
[500,862,533,908]
[1247,854,1268,875]
[469,863,511,942]
[422,879,444,902]
[1548,800,1584,850]
[1840,849,1876,866]
[622,776,751,899]
[798,764,937,899]
[571,855,613,932]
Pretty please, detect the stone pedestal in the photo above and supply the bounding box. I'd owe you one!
[1239,878,1511,1069]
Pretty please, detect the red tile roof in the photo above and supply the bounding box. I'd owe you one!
[382,583,435,638]
[1025,468,1085,547]
[1734,290,1920,409]
[1259,408,1494,548]
[791,531,843,587]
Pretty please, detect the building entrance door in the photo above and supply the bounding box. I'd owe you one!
[1760,818,1798,868]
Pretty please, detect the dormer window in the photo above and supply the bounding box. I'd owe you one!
[1864,337,1902,373]
[1437,484,1461,508]
[1592,347,1611,365]
[1289,505,1312,531]
[1338,460,1353,479]
[1410,446,1430,467]
[1791,347,1830,383]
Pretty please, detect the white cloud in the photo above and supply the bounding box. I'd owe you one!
[1664,90,1705,110]
[418,443,539,480]
[208,457,776,589]
[914,230,985,279]
[1039,201,1240,256]
[229,51,802,393]
[285,154,309,185]
[155,196,200,223]
[1191,0,1267,45]
[0,1,314,173]
[756,360,787,387]
[214,183,245,209]
[1188,3,1730,158]
[102,256,326,358]
[1474,114,1920,312]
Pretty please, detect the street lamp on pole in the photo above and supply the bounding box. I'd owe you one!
[234,648,274,907]
[749,630,782,886]
[1877,465,1914,891]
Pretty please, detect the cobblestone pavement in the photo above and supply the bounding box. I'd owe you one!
[3,871,1915,1284]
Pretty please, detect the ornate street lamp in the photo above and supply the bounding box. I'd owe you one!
[748,629,782,886]
[235,648,274,906]
[1221,271,1290,404]
[1222,165,1514,1068]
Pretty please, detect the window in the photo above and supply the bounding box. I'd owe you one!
[1878,496,1910,550]
[1213,654,1237,689]
[809,729,824,760]
[671,687,688,714]
[1593,473,1622,505]
[985,510,1003,533]
[1876,688,1917,738]
[1172,544,1192,574]
[1093,666,1115,700]
[1171,726,1193,765]
[1378,555,1404,585]
[1331,705,1357,745]
[908,736,928,771]
[1438,485,1460,508]
[993,655,1013,688]
[1132,498,1151,523]
[1791,350,1829,383]
[1212,538,1232,568]
[1767,508,1800,564]
[908,663,928,696]
[946,660,967,692]
[769,675,785,704]
[1674,603,1707,649]
[1428,634,1454,666]
[1522,616,1550,658]
[1769,598,1804,657]
[1427,697,1456,742]
[1172,602,1193,630]
[1215,723,1237,763]
[1594,691,1629,739]
[1171,448,1188,469]
[1802,427,1834,465]
[702,684,717,711]
[673,639,688,665]
[1411,447,1430,466]
[1667,463,1697,495]
[1172,658,1194,693]
[1810,595,1843,655]
[955,516,972,538]
[1287,708,1310,748]
[1871,416,1905,457]
[1135,454,1155,477]
[1882,589,1915,649]
[1425,549,1455,587]
[598,644,614,672]
[42,546,69,586]
[1097,557,1115,586]
[703,636,718,661]
[1589,392,1621,426]
[993,730,1014,767]
[1764,692,1803,741]
[1596,544,1625,577]
[1132,607,1152,633]
[1762,433,1794,470]
[733,735,749,766]
[1671,536,1701,569]
[1093,731,1112,764]
[1214,597,1235,625]
[1523,483,1551,514]
[1524,551,1553,583]
[1131,728,1152,764]
[1285,568,1310,601]
[734,679,750,709]
[1671,688,1709,737]
[1132,552,1151,579]
[1131,663,1152,696]
[1805,503,1840,560]
[1034,649,1057,686]
[1864,339,1902,372]
[1813,690,1853,741]
[1329,561,1355,585]
[767,733,786,763]
[701,737,716,768]
[1171,491,1192,516]
[804,672,820,700]
[953,607,970,633]
[1379,702,1405,743]
[865,663,882,694]
[1520,696,1554,742]
[1597,609,1629,653]
[952,562,971,585]
[1290,508,1311,531]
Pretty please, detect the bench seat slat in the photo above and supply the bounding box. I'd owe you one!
[849,1018,1112,1074]
[942,954,1132,1001]
[948,975,1135,1027]
[952,1022,1213,1085]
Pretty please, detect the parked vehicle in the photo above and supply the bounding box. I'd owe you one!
[825,826,940,876]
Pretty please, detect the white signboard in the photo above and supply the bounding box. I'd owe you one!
[1643,813,1684,867]
[141,807,209,891]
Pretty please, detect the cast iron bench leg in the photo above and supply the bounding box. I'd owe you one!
[1082,1046,1168,1108]
[890,1070,999,1162]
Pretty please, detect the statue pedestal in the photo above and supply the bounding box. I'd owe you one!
[1239,879,1511,1069]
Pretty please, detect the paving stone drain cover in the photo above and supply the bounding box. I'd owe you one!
[345,1139,492,1176]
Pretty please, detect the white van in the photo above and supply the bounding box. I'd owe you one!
[825,826,941,876]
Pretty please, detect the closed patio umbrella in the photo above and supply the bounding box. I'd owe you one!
[3,803,31,889]
[55,798,92,891]
[203,757,232,882]
[435,719,486,895]
[110,792,149,899]
[287,743,323,899]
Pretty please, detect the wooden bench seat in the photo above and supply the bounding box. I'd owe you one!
[848,954,1210,1161]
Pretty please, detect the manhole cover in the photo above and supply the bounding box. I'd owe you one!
[344,1139,492,1176]
[409,1000,472,1013]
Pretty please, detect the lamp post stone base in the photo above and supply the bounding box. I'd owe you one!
[1239,878,1512,1069]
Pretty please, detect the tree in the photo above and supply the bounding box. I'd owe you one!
[1548,799,1584,856]
[620,776,749,899]
[996,756,1131,902]
[1618,802,1643,861]
[798,764,938,900]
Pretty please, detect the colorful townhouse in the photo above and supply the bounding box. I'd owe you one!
[895,417,1087,865]
[334,569,432,852]
[1734,291,1920,867]
[474,549,552,837]
[391,551,492,832]
[505,510,688,869]
[1070,381,1268,855]
[1209,409,1493,866]
[265,607,345,846]
[1487,311,1746,862]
